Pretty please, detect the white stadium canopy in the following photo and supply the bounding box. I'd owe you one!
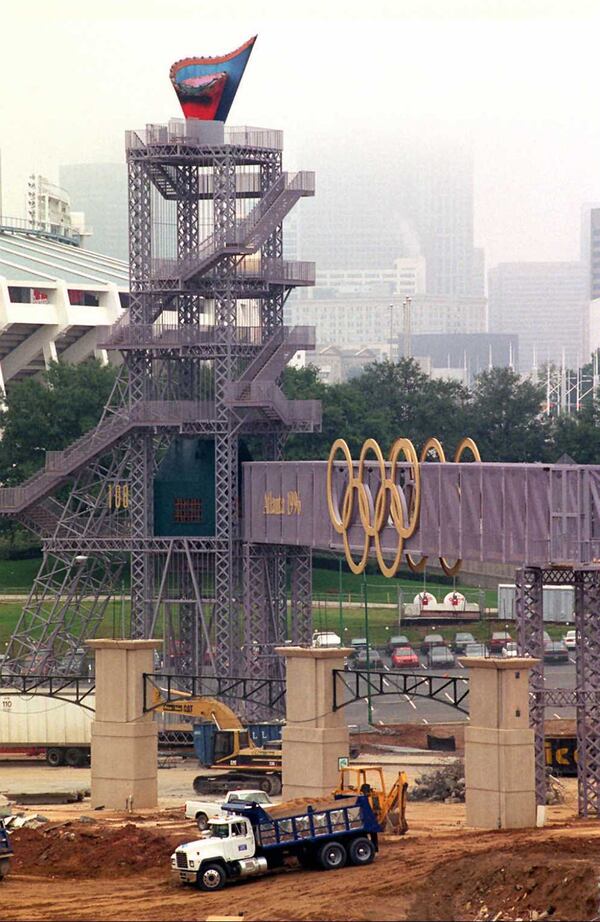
[0,227,127,389]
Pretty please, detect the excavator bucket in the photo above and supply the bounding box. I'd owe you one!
[383,773,409,835]
[333,767,409,836]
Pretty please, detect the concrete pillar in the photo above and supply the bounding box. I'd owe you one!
[276,646,350,799]
[460,656,539,829]
[87,639,159,811]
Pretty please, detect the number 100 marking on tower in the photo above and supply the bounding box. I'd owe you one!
[107,482,130,510]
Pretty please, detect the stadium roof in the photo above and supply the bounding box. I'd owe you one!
[0,229,127,388]
[0,230,127,286]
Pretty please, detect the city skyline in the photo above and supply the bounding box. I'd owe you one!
[1,1,600,270]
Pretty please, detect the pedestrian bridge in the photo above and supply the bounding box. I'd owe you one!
[242,438,600,575]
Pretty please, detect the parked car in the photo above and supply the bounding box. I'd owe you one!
[452,632,476,654]
[563,629,577,650]
[388,634,410,654]
[502,642,519,658]
[185,789,272,831]
[420,633,445,655]
[391,645,419,669]
[544,641,569,664]
[350,647,383,670]
[350,637,367,650]
[463,642,487,658]
[489,631,512,654]
[312,631,341,648]
[427,645,455,668]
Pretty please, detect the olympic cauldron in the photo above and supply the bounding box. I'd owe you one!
[242,437,600,574]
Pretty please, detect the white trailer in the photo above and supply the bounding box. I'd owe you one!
[0,692,93,766]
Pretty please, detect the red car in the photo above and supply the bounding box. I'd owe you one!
[391,645,419,669]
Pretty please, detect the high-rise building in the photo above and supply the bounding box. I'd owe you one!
[59,163,128,260]
[588,208,600,301]
[488,262,589,371]
[26,174,72,238]
[297,138,478,299]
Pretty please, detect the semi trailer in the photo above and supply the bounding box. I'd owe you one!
[172,794,381,890]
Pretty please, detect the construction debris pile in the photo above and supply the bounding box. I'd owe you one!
[10,821,189,879]
[408,759,466,803]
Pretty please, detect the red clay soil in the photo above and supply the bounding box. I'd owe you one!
[409,836,600,921]
[355,719,577,755]
[9,823,190,879]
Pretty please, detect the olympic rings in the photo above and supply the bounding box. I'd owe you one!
[326,436,481,578]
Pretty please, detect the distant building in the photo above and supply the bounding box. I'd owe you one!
[25,174,89,244]
[303,346,383,384]
[411,332,518,382]
[297,140,479,299]
[298,256,426,301]
[59,163,128,260]
[588,207,600,301]
[287,291,487,357]
[488,262,589,372]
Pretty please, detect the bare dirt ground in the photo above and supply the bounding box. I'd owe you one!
[3,779,600,922]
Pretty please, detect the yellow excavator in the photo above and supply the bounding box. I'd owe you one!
[152,687,284,796]
[334,766,409,835]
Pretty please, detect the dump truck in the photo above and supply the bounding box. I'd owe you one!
[0,820,12,880]
[171,794,381,890]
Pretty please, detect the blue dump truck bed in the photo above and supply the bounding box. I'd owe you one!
[223,793,381,850]
[0,820,13,880]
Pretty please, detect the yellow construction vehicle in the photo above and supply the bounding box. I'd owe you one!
[334,766,409,835]
[151,687,284,796]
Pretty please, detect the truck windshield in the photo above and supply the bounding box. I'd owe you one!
[210,824,230,839]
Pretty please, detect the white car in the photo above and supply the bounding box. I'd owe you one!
[185,789,272,831]
[563,629,577,650]
[502,642,519,658]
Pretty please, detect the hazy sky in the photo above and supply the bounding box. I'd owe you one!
[2,0,600,269]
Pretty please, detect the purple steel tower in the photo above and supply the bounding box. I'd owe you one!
[1,39,320,687]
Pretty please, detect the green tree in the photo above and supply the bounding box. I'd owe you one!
[0,359,118,485]
[465,367,550,461]
[551,398,600,463]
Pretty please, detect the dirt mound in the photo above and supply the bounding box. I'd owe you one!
[409,837,600,921]
[355,722,466,753]
[10,822,190,879]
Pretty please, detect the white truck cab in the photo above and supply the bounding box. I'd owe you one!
[185,789,272,830]
[172,815,267,890]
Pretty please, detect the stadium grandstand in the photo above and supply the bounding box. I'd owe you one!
[0,218,126,390]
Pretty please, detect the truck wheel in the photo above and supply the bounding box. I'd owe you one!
[198,863,226,891]
[196,812,209,831]
[65,748,84,768]
[348,837,375,865]
[46,748,64,767]
[317,840,347,871]
[0,858,10,880]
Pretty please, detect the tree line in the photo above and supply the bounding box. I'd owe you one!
[282,359,600,464]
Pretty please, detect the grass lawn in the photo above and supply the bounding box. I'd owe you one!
[311,564,498,609]
[0,557,43,593]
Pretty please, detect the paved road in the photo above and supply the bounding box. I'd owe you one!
[342,650,577,730]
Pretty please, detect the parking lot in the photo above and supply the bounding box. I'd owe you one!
[343,635,577,729]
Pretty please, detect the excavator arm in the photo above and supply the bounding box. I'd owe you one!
[150,686,244,729]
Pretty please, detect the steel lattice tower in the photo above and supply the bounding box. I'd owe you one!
[1,100,319,686]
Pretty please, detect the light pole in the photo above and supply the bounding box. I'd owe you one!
[403,296,412,360]
[362,571,373,725]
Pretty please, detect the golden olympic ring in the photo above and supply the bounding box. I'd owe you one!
[327,436,481,578]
